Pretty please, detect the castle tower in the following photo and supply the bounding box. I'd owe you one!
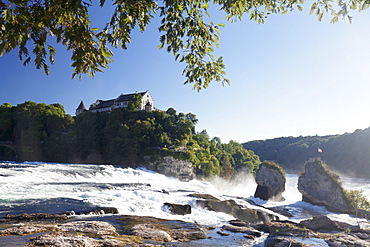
[75,100,87,116]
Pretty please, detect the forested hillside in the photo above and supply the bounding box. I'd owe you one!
[0,101,260,178]
[243,129,370,177]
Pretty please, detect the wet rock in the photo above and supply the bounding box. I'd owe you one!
[244,234,255,240]
[1,213,70,222]
[252,221,313,237]
[217,230,230,236]
[299,215,354,232]
[267,206,294,217]
[229,219,250,227]
[324,234,370,247]
[222,224,262,237]
[163,203,191,215]
[65,207,119,216]
[196,199,275,223]
[264,236,311,247]
[188,193,219,200]
[298,159,351,213]
[118,215,167,224]
[254,161,286,201]
[131,245,163,247]
[131,223,173,242]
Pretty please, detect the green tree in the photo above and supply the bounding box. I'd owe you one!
[127,93,143,111]
[13,101,69,160]
[0,0,362,90]
[0,103,14,141]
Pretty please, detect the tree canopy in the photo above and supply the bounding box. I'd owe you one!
[0,101,260,178]
[0,0,366,90]
[243,128,370,177]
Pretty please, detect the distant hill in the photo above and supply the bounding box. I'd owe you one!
[243,128,370,178]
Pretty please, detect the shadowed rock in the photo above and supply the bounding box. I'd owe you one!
[196,199,276,223]
[1,213,70,222]
[163,203,191,215]
[254,161,286,201]
[64,206,119,215]
[145,156,195,181]
[299,215,357,232]
[298,158,351,213]
[221,224,262,237]
[265,236,310,247]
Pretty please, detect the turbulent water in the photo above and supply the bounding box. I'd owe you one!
[1,161,370,245]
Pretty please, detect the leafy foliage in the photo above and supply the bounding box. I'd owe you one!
[243,128,370,177]
[257,160,286,182]
[0,101,260,178]
[345,189,370,211]
[1,0,366,89]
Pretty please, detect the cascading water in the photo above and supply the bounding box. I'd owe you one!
[1,161,369,231]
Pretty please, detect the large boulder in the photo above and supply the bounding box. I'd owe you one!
[254,161,286,201]
[196,198,276,223]
[299,215,354,232]
[297,158,351,213]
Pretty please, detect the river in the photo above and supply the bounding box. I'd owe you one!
[0,161,369,246]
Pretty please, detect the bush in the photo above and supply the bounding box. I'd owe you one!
[345,189,370,211]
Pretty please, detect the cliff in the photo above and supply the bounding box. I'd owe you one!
[144,156,195,181]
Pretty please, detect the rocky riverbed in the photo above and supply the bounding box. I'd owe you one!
[1,204,370,246]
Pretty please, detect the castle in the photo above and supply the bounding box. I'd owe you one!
[76,91,154,116]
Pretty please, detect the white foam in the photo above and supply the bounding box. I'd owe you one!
[1,162,370,227]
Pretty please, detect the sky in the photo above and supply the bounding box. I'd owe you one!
[1,4,370,144]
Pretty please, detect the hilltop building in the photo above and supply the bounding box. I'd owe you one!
[76,100,88,115]
[75,91,154,116]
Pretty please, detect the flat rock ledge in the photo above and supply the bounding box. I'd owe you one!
[217,217,370,247]
[2,213,370,246]
[0,214,207,246]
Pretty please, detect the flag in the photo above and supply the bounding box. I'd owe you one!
[318,148,323,153]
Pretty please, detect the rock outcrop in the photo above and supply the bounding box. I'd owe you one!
[195,196,277,223]
[146,156,195,181]
[254,161,286,201]
[299,215,356,232]
[120,215,207,242]
[163,203,191,215]
[298,158,351,213]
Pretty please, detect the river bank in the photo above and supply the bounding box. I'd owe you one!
[1,209,370,246]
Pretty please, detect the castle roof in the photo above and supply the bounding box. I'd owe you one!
[90,99,115,110]
[77,100,87,110]
[89,91,148,110]
[115,91,147,102]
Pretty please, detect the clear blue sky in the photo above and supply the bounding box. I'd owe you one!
[1,5,370,143]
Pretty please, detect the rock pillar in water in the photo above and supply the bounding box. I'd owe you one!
[297,158,351,213]
[254,161,286,201]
